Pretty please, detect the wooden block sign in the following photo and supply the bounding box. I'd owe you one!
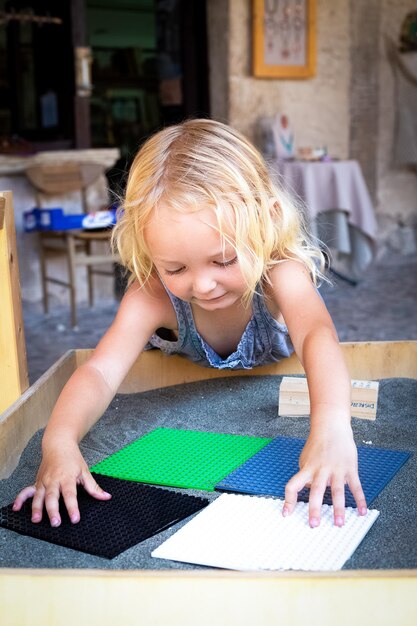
[278,377,379,420]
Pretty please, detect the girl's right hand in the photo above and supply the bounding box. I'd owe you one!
[12,441,112,526]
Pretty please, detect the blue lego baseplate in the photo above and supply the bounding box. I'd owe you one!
[215,436,411,507]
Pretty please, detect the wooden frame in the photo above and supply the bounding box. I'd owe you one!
[1,342,417,624]
[0,191,29,413]
[3,341,417,480]
[253,0,316,78]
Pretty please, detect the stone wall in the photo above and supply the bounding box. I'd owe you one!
[206,0,230,122]
[349,0,380,201]
[376,0,417,255]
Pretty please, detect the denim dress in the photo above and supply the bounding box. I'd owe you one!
[146,286,294,370]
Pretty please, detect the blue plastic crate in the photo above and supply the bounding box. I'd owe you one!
[37,208,84,231]
[23,208,39,232]
[24,207,85,232]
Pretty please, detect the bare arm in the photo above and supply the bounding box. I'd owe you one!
[14,278,172,525]
[43,281,163,443]
[269,261,367,526]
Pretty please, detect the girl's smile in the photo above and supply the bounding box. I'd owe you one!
[145,206,247,310]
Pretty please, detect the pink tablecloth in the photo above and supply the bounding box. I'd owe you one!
[271,159,377,240]
[269,159,378,279]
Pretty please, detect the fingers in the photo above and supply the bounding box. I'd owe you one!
[330,475,346,527]
[62,472,111,524]
[284,469,328,528]
[285,470,361,528]
[307,472,328,528]
[348,474,367,516]
[12,472,111,528]
[44,483,62,527]
[61,485,81,524]
[43,472,111,526]
[283,470,310,517]
[80,473,112,502]
[12,484,50,525]
[12,485,36,512]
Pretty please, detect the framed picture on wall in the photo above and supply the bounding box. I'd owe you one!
[253,0,316,78]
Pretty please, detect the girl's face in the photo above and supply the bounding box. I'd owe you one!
[145,205,248,311]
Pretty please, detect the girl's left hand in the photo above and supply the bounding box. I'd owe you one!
[282,423,368,527]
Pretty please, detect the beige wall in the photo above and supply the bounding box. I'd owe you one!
[208,0,417,255]
[227,0,350,161]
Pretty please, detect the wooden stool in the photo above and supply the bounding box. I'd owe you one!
[38,228,117,328]
[26,163,119,327]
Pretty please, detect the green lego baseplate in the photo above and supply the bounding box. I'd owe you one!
[90,427,272,492]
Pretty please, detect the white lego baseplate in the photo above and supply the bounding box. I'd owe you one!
[152,494,379,571]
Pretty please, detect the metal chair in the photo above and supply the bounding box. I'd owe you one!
[26,162,119,328]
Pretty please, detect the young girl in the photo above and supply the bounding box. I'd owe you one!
[14,119,367,529]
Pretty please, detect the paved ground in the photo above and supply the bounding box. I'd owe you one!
[23,254,417,384]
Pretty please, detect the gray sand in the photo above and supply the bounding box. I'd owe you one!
[0,375,416,570]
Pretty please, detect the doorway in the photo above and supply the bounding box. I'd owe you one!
[86,0,210,179]
[1,0,75,151]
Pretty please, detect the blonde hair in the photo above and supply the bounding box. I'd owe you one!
[112,118,325,303]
